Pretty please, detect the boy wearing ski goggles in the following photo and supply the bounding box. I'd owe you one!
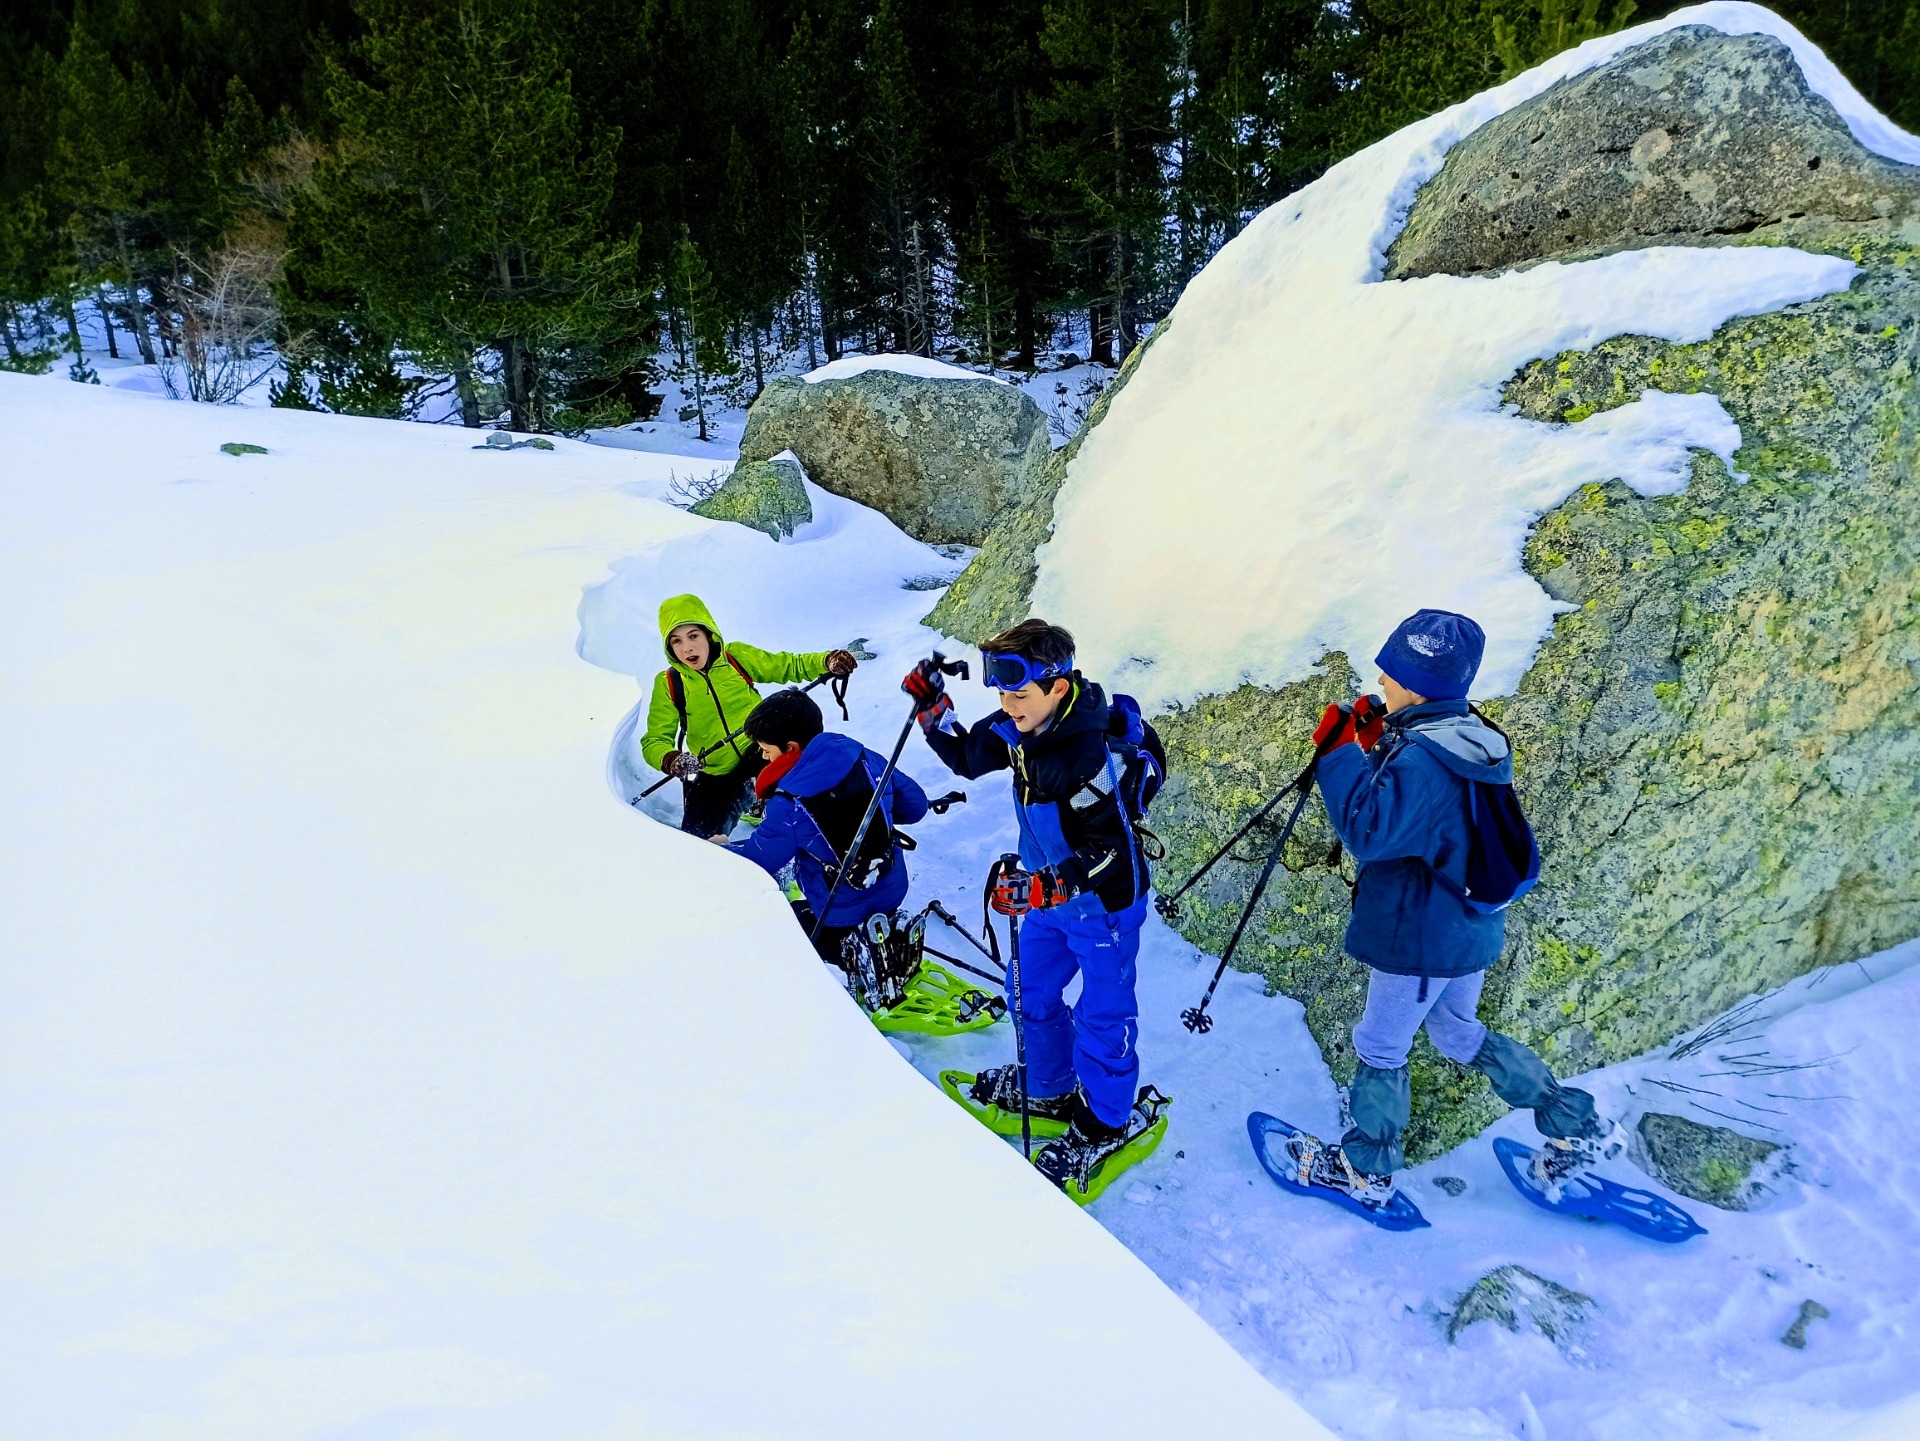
[903,618,1163,1197]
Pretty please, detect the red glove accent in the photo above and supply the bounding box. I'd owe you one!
[1027,868,1075,910]
[991,867,1033,916]
[902,659,945,704]
[1353,694,1388,752]
[915,692,955,737]
[1312,703,1359,751]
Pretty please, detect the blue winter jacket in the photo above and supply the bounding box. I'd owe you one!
[1315,699,1514,978]
[727,732,929,928]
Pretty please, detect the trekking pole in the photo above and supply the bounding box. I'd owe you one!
[991,853,1036,1159]
[1180,745,1337,1035]
[924,900,1005,982]
[808,653,969,947]
[638,671,838,801]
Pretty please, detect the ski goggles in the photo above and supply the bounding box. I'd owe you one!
[980,650,1074,692]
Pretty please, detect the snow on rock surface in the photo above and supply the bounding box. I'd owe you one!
[1031,2,1908,711]
[803,351,1011,384]
[0,374,1325,1439]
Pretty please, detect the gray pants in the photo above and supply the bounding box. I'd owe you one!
[1343,969,1599,1176]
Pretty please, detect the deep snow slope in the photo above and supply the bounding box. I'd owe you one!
[1031,1,1915,711]
[0,374,1326,1439]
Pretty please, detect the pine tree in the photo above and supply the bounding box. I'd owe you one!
[667,227,735,442]
[954,195,1015,369]
[297,0,647,432]
[864,0,939,355]
[1028,0,1179,363]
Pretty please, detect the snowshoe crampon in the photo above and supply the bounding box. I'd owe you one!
[1247,1113,1430,1231]
[937,1069,1073,1140]
[1493,1137,1706,1243]
[1037,1087,1173,1208]
[871,963,1006,1037]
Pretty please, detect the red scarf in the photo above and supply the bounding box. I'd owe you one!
[754,746,804,799]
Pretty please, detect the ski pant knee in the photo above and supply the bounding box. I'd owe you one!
[1015,901,1142,1129]
[1352,969,1489,1070]
[1469,1031,1601,1141]
[1342,1062,1410,1176]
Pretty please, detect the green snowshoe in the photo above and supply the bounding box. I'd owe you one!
[1035,1087,1173,1207]
[938,1066,1075,1140]
[871,962,1007,1037]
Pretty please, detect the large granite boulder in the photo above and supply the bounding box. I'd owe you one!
[1388,27,1920,279]
[928,25,1920,1161]
[738,367,1049,547]
[1630,1111,1785,1211]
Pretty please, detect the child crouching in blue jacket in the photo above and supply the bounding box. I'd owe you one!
[723,687,928,964]
[1302,609,1623,1207]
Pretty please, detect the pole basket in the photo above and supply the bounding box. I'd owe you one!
[1180,1005,1214,1034]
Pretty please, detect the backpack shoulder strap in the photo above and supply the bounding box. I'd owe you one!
[666,670,688,748]
[722,649,754,687]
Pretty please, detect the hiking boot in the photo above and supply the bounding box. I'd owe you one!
[1033,1094,1130,1190]
[1528,1118,1628,1200]
[1290,1133,1396,1206]
[967,1066,1076,1126]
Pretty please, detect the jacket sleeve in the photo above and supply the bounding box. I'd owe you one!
[639,671,683,771]
[728,641,829,685]
[727,797,801,876]
[923,712,1011,779]
[1315,742,1439,864]
[888,767,929,826]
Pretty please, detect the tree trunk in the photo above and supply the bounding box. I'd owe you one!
[501,339,530,432]
[452,357,483,428]
[1,302,23,363]
[751,324,765,399]
[97,293,120,359]
[124,283,157,365]
[1089,300,1114,366]
[1015,289,1035,370]
[62,298,84,359]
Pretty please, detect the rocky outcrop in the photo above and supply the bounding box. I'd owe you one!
[1631,1111,1785,1211]
[1446,1265,1593,1348]
[925,27,1920,1164]
[925,325,1164,640]
[690,455,812,540]
[1388,27,1920,279]
[737,369,1049,547]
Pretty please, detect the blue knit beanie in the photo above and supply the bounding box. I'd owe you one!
[1375,609,1485,701]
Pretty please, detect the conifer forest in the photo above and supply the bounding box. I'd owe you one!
[3,0,1917,432]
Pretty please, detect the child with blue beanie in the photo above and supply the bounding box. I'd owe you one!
[1293,608,1623,1209]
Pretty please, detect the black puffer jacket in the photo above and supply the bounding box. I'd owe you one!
[923,677,1160,912]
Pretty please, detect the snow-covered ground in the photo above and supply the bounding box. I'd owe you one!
[1033,1,1918,711]
[0,374,1320,1439]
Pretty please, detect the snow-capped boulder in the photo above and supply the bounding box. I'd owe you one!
[928,7,1920,1161]
[737,364,1049,546]
[690,453,812,540]
[1445,1266,1594,1350]
[1388,26,1920,280]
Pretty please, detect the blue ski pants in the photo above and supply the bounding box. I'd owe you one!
[1016,895,1146,1129]
[1343,968,1600,1175]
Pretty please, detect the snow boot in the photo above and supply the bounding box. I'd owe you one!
[1292,1131,1397,1207]
[1033,1086,1172,1206]
[1527,1118,1628,1202]
[1247,1114,1429,1229]
[945,1065,1075,1134]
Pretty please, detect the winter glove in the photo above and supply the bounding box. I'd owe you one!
[663,749,704,782]
[915,692,957,739]
[1313,696,1388,753]
[1026,866,1076,910]
[902,658,946,705]
[825,649,858,676]
[990,864,1034,916]
[1352,693,1388,752]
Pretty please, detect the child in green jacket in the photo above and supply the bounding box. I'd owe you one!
[641,594,856,838]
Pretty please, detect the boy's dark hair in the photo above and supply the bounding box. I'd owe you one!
[981,618,1076,672]
[744,687,824,749]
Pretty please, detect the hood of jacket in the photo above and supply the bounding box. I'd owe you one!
[770,732,868,798]
[1393,699,1513,783]
[658,593,724,672]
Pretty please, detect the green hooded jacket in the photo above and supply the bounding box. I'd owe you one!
[641,593,830,776]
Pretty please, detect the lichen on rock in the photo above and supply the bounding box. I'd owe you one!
[690,454,812,540]
[1630,1111,1785,1210]
[738,369,1049,547]
[1446,1265,1594,1348]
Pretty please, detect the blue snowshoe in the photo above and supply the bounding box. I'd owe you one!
[1248,1113,1430,1232]
[1493,1136,1706,1243]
